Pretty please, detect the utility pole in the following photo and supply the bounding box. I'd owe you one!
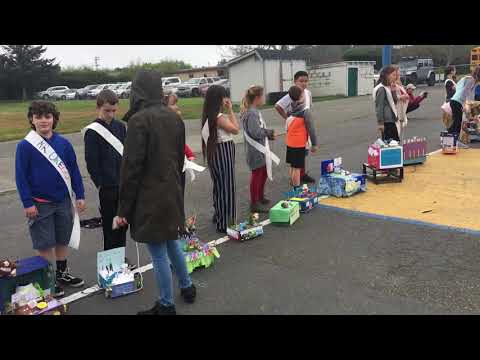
[94,56,100,71]
[382,45,392,67]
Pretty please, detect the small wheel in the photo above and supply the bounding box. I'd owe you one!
[61,95,66,100]
[427,73,436,86]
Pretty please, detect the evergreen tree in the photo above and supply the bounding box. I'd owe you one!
[1,45,60,100]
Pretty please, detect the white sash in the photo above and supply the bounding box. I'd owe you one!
[81,122,124,155]
[244,113,280,181]
[445,78,456,87]
[373,84,398,119]
[201,120,210,145]
[182,157,206,182]
[25,131,80,250]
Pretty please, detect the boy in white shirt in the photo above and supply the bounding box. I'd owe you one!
[275,70,315,183]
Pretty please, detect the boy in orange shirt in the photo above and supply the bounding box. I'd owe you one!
[285,86,318,189]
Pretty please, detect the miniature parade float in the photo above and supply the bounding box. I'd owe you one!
[285,184,321,213]
[440,131,459,154]
[269,200,300,226]
[460,100,480,144]
[1,256,66,315]
[319,157,366,197]
[402,137,427,165]
[227,213,264,242]
[97,247,143,299]
[364,139,404,184]
[180,216,220,273]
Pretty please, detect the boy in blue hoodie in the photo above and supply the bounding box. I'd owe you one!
[15,101,86,297]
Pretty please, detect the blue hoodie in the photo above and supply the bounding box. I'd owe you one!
[15,132,85,208]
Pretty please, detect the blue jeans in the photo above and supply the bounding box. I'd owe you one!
[146,240,192,307]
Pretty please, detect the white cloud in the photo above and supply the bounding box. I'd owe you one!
[43,45,224,69]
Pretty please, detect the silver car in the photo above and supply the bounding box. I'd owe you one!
[37,86,70,100]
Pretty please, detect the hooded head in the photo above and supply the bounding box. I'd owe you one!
[123,70,164,122]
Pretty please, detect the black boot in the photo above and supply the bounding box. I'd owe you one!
[137,302,176,315]
[181,284,197,304]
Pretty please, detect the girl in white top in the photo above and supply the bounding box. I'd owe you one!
[201,85,240,233]
[392,66,409,142]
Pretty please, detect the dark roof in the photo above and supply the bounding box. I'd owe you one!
[255,49,306,61]
[175,65,226,74]
[227,49,306,66]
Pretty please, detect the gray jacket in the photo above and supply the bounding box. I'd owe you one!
[241,108,274,171]
[375,86,398,124]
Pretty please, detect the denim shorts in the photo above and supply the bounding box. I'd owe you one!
[28,198,73,251]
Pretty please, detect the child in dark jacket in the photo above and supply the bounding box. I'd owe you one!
[84,90,128,253]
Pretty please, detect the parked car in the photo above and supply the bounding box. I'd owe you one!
[87,84,112,99]
[176,77,209,97]
[162,77,181,94]
[37,86,70,100]
[198,77,216,97]
[116,83,131,99]
[399,57,436,86]
[76,85,99,99]
[200,78,228,97]
[61,88,78,100]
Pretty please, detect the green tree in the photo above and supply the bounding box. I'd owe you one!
[1,45,60,100]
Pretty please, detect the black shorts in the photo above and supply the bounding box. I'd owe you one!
[286,146,306,169]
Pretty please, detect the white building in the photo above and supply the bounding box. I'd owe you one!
[308,61,376,97]
[226,49,307,102]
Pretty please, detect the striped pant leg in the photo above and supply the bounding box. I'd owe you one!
[211,141,236,231]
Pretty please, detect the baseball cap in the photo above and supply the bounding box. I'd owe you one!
[406,83,416,90]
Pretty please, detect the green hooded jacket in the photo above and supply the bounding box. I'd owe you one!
[118,70,185,243]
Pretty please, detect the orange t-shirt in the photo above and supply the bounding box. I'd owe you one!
[286,117,308,148]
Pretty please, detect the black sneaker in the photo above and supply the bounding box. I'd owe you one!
[56,269,85,288]
[137,302,176,315]
[301,174,316,183]
[53,285,65,298]
[181,284,197,304]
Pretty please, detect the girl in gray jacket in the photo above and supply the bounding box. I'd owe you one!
[240,86,276,213]
[373,65,400,142]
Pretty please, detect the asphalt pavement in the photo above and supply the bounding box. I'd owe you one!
[2,84,480,314]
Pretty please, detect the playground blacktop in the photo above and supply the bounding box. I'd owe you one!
[2,84,480,315]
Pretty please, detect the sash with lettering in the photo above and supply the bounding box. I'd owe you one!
[244,113,280,181]
[25,131,81,250]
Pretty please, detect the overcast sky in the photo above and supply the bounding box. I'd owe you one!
[43,45,225,69]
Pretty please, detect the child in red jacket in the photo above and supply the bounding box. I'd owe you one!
[406,84,427,114]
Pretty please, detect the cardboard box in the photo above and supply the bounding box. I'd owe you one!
[269,201,300,225]
[0,256,55,314]
[97,247,142,299]
[440,131,458,154]
[368,144,403,169]
[403,137,427,165]
[227,224,264,242]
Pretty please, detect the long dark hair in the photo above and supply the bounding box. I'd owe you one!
[377,65,398,86]
[201,85,228,164]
